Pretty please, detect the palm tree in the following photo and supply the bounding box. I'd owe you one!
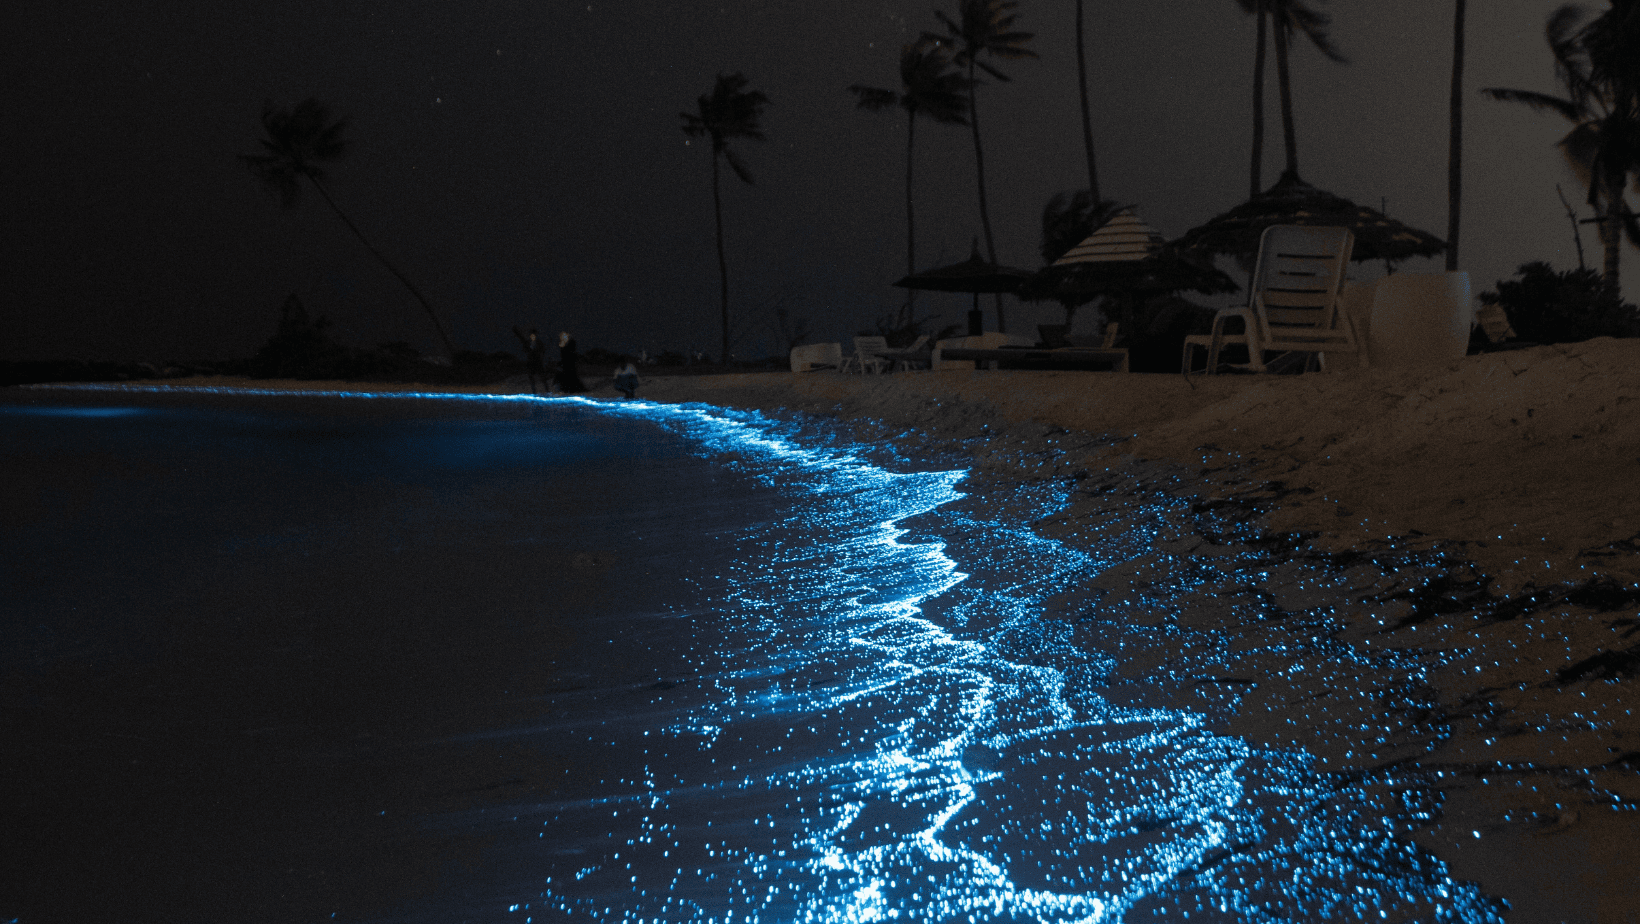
[849,39,970,331]
[927,0,1037,333]
[1485,5,1640,287]
[681,73,769,365]
[1246,1,1269,198]
[240,98,455,358]
[1236,0,1347,188]
[1448,0,1466,271]
[1580,0,1640,112]
[1074,0,1101,204]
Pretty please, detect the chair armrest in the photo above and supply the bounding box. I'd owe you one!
[1210,307,1254,337]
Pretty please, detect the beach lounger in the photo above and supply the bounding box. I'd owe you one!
[789,342,843,372]
[1182,225,1360,374]
[878,335,930,371]
[841,336,890,374]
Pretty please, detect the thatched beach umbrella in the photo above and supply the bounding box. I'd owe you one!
[894,241,1034,334]
[1176,170,1447,264]
[1020,210,1238,329]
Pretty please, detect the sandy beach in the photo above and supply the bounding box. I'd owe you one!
[632,340,1640,922]
[113,344,1640,921]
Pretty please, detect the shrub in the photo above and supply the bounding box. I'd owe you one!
[1479,262,1640,344]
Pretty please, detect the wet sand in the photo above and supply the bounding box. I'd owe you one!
[100,346,1640,920]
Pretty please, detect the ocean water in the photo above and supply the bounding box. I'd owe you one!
[0,387,1507,923]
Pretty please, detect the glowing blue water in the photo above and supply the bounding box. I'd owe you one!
[3,387,1506,923]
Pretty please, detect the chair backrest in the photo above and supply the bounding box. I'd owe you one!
[1249,225,1354,331]
[852,336,889,356]
[903,335,929,351]
[789,342,843,372]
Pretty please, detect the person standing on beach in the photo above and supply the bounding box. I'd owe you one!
[613,359,639,399]
[556,331,586,393]
[513,326,547,394]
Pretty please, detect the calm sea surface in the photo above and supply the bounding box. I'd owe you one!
[0,387,1505,923]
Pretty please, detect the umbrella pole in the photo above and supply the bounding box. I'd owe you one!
[968,292,983,336]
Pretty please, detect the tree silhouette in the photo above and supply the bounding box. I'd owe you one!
[681,73,769,365]
[849,39,970,331]
[1235,0,1347,191]
[927,0,1037,333]
[1485,5,1640,287]
[240,98,455,358]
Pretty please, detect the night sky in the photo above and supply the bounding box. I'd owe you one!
[3,1,1618,363]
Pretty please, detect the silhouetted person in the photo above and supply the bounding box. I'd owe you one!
[557,331,586,393]
[513,326,546,394]
[613,359,639,399]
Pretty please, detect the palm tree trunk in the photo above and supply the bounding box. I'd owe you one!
[1446,0,1466,271]
[966,60,1006,333]
[904,111,918,328]
[1273,15,1300,177]
[711,152,730,365]
[1250,0,1268,197]
[1076,0,1101,203]
[307,176,457,358]
[1601,212,1622,285]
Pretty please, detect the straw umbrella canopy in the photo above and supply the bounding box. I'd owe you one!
[1175,169,1447,264]
[893,240,1034,332]
[1020,209,1239,305]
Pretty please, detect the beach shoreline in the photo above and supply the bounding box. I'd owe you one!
[65,341,1640,919]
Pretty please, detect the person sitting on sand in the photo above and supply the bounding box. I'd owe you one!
[512,326,547,394]
[556,331,586,393]
[613,359,639,399]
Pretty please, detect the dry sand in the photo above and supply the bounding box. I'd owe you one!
[118,344,1640,921]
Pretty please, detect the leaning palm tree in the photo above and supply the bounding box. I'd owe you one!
[1485,4,1640,288]
[681,73,769,365]
[240,98,455,358]
[1235,0,1347,190]
[849,39,970,331]
[927,0,1037,333]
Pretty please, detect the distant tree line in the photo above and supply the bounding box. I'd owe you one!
[230,0,1640,372]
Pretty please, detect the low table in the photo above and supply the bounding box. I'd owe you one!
[937,346,1130,372]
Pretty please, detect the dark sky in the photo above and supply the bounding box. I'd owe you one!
[2,1,1613,362]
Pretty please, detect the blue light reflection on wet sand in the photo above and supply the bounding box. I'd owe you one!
[20,386,1505,922]
[507,395,1503,923]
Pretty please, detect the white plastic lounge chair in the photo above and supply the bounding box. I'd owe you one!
[841,336,890,374]
[789,342,843,372]
[887,335,930,371]
[1181,225,1360,374]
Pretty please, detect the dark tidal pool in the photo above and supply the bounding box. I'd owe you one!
[0,386,1506,923]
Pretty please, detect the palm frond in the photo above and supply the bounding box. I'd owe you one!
[849,85,898,111]
[1284,4,1347,63]
[240,97,351,208]
[1482,87,1584,122]
[974,58,1010,82]
[724,148,755,186]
